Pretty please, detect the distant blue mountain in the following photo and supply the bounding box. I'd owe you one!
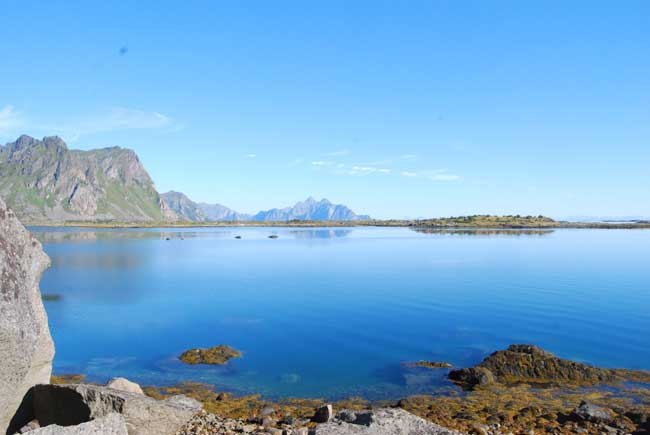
[252,197,369,221]
[161,193,369,222]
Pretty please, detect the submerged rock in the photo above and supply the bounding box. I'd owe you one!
[407,361,454,369]
[33,383,200,435]
[179,345,242,365]
[0,197,55,434]
[449,344,650,389]
[311,408,464,435]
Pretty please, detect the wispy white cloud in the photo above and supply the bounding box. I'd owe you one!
[245,153,257,158]
[311,161,329,166]
[0,105,23,133]
[61,107,181,140]
[401,169,461,181]
[429,174,461,181]
[336,163,345,168]
[97,107,173,131]
[423,169,462,181]
[348,165,392,176]
[1,105,182,143]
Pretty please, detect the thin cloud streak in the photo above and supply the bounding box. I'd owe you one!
[0,105,182,143]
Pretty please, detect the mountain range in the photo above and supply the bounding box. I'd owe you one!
[0,135,175,222]
[0,135,369,223]
[161,191,369,222]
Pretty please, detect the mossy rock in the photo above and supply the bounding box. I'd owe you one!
[179,345,242,365]
[449,344,650,389]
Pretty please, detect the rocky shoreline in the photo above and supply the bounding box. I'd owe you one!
[2,196,650,435]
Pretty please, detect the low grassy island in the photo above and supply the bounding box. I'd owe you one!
[411,214,558,228]
[179,345,242,365]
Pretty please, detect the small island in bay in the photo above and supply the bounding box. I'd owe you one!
[179,345,243,365]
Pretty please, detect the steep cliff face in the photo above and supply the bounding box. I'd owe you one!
[0,135,177,222]
[0,196,54,433]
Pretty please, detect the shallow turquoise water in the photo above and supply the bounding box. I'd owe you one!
[32,227,650,400]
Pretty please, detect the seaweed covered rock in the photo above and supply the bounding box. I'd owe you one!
[448,367,495,389]
[0,197,55,433]
[449,344,650,389]
[179,345,242,365]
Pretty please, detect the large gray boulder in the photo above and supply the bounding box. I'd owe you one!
[311,409,464,435]
[33,384,201,435]
[27,413,128,435]
[106,378,145,396]
[0,197,55,433]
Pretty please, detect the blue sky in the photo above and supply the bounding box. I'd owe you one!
[1,1,648,219]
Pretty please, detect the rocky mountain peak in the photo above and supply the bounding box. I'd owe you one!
[0,135,173,222]
[42,136,68,150]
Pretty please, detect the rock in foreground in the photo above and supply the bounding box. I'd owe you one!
[0,197,55,433]
[27,413,128,434]
[312,408,465,435]
[33,383,201,435]
[179,345,242,365]
[106,377,145,395]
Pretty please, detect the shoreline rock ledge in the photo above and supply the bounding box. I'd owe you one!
[311,409,465,435]
[0,197,54,433]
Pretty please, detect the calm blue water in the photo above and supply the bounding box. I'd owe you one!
[31,227,650,400]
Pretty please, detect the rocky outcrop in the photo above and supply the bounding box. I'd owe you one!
[0,196,55,433]
[27,414,128,435]
[449,344,650,389]
[0,135,175,222]
[32,384,201,435]
[571,401,614,424]
[311,408,464,435]
[106,378,145,395]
